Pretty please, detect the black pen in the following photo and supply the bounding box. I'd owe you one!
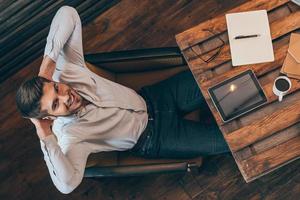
[234,34,260,40]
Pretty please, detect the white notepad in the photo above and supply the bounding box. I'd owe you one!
[226,10,274,66]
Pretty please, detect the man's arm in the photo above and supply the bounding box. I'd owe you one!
[43,5,85,77]
[40,136,89,194]
[39,6,84,80]
[31,118,89,194]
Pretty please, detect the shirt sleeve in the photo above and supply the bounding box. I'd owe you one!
[44,6,85,66]
[40,134,90,194]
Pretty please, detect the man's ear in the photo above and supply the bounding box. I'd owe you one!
[42,116,57,120]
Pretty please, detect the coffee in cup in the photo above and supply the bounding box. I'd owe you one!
[272,76,291,102]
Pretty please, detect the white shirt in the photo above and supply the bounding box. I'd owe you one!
[40,6,148,194]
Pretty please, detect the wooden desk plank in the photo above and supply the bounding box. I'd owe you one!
[176,0,289,50]
[239,135,300,181]
[252,123,300,155]
[226,93,300,152]
[234,123,300,161]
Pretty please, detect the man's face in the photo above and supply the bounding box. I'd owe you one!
[40,81,83,117]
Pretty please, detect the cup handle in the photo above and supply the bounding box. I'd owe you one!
[279,94,283,102]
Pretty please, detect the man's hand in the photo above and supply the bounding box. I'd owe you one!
[30,118,53,140]
[38,56,56,81]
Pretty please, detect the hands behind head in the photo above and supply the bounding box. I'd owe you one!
[29,118,53,140]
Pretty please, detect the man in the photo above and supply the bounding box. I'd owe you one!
[16,6,229,194]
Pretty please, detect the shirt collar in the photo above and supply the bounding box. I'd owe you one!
[75,105,87,118]
[75,103,95,118]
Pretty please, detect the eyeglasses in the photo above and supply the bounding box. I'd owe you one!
[189,29,226,63]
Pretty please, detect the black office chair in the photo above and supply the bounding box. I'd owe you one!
[84,47,203,178]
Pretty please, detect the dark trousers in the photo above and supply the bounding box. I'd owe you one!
[132,70,229,158]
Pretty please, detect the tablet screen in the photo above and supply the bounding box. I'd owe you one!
[208,70,267,122]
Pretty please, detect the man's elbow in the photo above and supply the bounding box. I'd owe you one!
[55,174,82,194]
[56,182,77,194]
[58,6,79,19]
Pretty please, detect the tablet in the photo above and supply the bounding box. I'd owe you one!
[208,70,267,122]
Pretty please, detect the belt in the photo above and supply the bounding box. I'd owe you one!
[139,89,154,121]
[131,90,155,154]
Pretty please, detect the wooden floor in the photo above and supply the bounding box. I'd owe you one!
[1,0,300,199]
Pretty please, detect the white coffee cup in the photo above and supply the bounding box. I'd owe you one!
[272,76,291,102]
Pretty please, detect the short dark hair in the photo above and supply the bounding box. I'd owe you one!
[16,76,50,118]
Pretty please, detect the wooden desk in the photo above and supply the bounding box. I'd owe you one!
[176,0,300,182]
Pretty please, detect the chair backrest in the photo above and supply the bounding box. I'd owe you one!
[84,47,186,73]
[85,47,188,91]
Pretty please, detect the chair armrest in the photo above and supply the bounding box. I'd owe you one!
[84,161,200,178]
[84,47,186,73]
